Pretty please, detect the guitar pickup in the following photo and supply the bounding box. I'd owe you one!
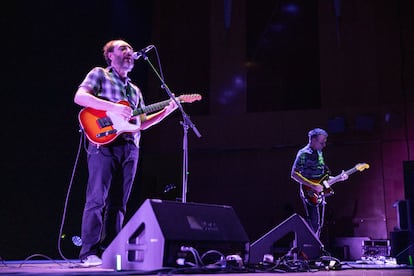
[97,116,113,128]
[322,180,331,189]
[96,129,117,138]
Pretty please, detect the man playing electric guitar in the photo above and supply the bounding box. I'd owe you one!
[73,40,198,267]
[291,128,348,237]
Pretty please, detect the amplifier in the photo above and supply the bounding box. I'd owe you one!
[362,240,390,258]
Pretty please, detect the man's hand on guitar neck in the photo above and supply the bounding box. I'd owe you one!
[328,170,349,182]
[164,98,178,113]
[339,170,349,181]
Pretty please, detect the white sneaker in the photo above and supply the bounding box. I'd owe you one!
[81,254,102,267]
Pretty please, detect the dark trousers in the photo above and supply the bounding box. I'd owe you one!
[79,141,139,259]
[302,199,321,236]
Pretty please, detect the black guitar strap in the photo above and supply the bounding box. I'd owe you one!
[126,83,139,108]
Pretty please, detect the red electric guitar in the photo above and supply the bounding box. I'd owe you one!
[302,163,370,206]
[78,94,202,145]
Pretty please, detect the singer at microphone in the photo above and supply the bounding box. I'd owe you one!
[133,45,155,60]
[74,39,180,267]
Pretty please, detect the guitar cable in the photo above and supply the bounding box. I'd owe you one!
[56,127,84,264]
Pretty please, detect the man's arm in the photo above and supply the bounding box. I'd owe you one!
[140,100,178,130]
[291,170,324,193]
[74,86,133,121]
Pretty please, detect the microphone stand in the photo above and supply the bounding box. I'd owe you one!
[140,52,202,203]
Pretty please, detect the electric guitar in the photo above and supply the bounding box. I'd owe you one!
[78,94,202,145]
[302,163,370,206]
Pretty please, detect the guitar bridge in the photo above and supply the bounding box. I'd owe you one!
[96,129,117,138]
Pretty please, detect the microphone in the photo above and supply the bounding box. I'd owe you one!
[132,45,155,60]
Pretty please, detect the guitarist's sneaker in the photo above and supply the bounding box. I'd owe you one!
[81,255,102,267]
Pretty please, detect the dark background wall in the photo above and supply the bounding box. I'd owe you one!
[1,0,413,260]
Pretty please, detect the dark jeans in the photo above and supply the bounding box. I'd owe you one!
[302,199,321,236]
[79,140,139,259]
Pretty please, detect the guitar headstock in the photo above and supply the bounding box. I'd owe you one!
[355,163,370,171]
[178,94,202,103]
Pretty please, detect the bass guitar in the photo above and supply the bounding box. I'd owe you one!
[78,94,202,145]
[303,163,370,206]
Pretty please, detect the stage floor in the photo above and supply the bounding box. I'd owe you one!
[0,259,413,276]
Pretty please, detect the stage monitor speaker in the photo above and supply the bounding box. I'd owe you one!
[249,213,323,264]
[393,200,412,231]
[102,199,250,271]
[390,230,414,265]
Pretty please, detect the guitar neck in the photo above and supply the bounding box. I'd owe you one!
[132,99,171,116]
[345,166,359,176]
[327,166,360,186]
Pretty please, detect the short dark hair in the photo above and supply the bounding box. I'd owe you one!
[103,40,117,66]
[308,128,328,140]
[102,39,132,66]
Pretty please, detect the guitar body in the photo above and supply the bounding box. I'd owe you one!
[78,101,140,146]
[78,94,202,145]
[302,175,334,206]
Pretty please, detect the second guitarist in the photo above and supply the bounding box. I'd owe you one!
[291,128,348,238]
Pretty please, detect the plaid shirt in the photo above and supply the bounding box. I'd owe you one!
[79,66,144,146]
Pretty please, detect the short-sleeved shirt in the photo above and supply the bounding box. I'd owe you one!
[79,66,144,147]
[292,144,330,181]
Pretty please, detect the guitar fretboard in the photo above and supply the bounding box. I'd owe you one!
[133,99,171,116]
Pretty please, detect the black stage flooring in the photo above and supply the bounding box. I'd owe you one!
[0,259,413,276]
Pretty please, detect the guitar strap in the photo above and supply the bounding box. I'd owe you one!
[120,83,140,143]
[126,83,139,108]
